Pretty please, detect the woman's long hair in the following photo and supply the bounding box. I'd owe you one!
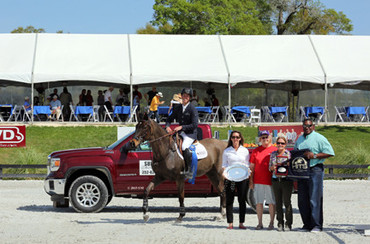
[227,130,244,148]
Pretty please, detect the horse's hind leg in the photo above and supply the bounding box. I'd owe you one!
[176,179,186,222]
[143,176,164,222]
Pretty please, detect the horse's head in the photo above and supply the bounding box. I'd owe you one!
[129,113,154,148]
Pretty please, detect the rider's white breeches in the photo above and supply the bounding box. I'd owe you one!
[180,132,195,151]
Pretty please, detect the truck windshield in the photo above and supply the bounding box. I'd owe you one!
[106,132,133,150]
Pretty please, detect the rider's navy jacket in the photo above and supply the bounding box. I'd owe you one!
[166,102,199,140]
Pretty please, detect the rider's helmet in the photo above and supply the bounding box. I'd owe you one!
[181,88,193,98]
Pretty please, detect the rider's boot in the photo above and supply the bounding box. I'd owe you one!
[183,148,193,179]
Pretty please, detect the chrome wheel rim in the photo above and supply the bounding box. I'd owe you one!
[76,183,101,207]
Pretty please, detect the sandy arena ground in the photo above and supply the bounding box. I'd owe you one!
[0,180,369,244]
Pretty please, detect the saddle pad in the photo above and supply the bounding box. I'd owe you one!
[175,142,208,160]
[192,142,208,159]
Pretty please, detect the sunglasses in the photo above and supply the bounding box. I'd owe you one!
[231,136,240,139]
[276,142,286,145]
[303,124,313,128]
[260,136,269,139]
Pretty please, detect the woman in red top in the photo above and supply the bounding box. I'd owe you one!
[249,130,277,230]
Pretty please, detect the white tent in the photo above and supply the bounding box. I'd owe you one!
[0,34,36,86]
[1,33,370,88]
[33,34,131,85]
[129,34,228,84]
[0,33,369,122]
[310,35,370,88]
[220,35,325,85]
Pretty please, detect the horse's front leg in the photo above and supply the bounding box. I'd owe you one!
[176,179,185,222]
[143,176,164,222]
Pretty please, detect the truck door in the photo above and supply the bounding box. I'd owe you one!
[115,141,212,196]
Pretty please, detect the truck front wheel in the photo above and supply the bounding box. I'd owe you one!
[69,175,108,213]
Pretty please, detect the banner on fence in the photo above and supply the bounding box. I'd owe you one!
[258,125,303,145]
[0,125,26,147]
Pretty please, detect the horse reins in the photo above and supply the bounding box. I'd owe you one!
[141,131,177,145]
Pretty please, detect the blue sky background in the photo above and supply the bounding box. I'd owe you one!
[1,0,369,35]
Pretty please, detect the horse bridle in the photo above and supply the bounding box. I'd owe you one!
[133,120,176,145]
[141,130,176,145]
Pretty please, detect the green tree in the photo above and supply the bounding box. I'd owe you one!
[266,0,353,35]
[11,25,45,33]
[151,0,268,35]
[136,23,173,34]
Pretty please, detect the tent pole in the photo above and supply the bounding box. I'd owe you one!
[218,35,231,125]
[30,33,39,124]
[308,36,328,123]
[127,34,134,123]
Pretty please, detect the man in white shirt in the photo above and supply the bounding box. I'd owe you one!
[104,86,114,111]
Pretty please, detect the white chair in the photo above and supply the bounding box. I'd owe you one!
[316,110,325,123]
[261,106,275,122]
[103,105,114,122]
[334,106,349,122]
[249,108,261,124]
[281,106,289,122]
[127,105,138,123]
[209,106,219,123]
[22,105,32,122]
[93,105,100,122]
[69,105,79,121]
[364,106,369,122]
[300,106,308,122]
[224,106,236,123]
[7,105,22,122]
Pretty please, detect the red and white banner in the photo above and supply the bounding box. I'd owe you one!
[0,126,26,147]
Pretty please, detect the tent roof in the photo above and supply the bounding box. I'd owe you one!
[0,34,369,91]
[310,35,370,84]
[33,34,131,85]
[129,34,228,85]
[220,35,325,85]
[0,34,35,84]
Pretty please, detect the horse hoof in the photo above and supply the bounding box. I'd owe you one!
[143,214,150,222]
[175,217,183,223]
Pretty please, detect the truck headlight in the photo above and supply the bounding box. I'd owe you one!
[49,157,61,172]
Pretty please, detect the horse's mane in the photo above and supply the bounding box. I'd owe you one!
[148,118,167,137]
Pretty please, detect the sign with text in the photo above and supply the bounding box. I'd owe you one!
[259,125,303,145]
[0,126,26,147]
[139,160,155,175]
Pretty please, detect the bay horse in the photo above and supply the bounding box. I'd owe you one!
[130,116,227,222]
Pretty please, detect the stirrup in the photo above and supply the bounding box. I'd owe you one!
[184,170,193,179]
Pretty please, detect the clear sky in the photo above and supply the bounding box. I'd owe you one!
[1,0,369,35]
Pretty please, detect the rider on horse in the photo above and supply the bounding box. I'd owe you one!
[165,88,199,179]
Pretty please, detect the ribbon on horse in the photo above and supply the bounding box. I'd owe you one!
[187,145,198,184]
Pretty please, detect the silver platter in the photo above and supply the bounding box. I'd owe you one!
[224,164,250,182]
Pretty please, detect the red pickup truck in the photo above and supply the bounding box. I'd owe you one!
[44,124,230,213]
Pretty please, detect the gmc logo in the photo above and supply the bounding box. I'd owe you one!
[0,126,26,147]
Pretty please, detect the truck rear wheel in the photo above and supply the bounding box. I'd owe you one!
[69,175,108,213]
